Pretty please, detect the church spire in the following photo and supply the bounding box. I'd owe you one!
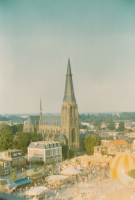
[39,98,42,116]
[63,58,76,102]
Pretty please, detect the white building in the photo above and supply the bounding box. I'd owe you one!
[28,141,62,164]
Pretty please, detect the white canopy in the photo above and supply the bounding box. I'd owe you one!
[82,164,87,167]
[61,166,81,175]
[25,186,48,196]
[46,175,67,181]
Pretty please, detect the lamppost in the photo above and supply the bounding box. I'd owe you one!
[99,170,101,200]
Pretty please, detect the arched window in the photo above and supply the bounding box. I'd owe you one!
[63,107,65,116]
[65,107,67,116]
[70,107,72,117]
[74,107,76,117]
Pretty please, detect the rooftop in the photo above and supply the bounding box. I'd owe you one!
[110,140,128,145]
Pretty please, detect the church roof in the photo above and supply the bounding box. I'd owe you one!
[26,116,40,126]
[63,58,76,102]
[55,133,67,141]
[26,115,61,126]
[39,115,61,126]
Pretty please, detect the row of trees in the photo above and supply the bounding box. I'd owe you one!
[93,118,125,131]
[79,112,135,123]
[0,123,42,153]
[0,124,75,159]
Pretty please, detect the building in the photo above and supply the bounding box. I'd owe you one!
[94,145,108,156]
[23,58,80,151]
[28,141,62,164]
[0,149,26,172]
[107,140,128,155]
[0,159,12,176]
[94,139,133,156]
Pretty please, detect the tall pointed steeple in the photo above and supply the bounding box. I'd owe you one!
[63,58,76,102]
[39,98,42,116]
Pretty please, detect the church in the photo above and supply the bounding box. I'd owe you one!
[23,58,80,151]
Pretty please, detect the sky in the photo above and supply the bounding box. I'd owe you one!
[1,0,135,114]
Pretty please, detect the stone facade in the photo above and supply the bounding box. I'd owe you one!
[28,141,62,163]
[23,58,80,151]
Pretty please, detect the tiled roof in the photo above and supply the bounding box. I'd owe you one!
[111,140,128,145]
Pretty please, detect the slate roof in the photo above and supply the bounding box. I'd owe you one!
[26,115,61,126]
[123,136,133,144]
[63,58,76,102]
[26,116,40,126]
[55,133,67,141]
[39,115,61,126]
[28,141,60,149]
[79,133,90,139]
[0,150,25,158]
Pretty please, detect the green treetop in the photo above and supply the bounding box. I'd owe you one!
[43,163,47,172]
[12,171,17,180]
[128,169,135,179]
[93,119,101,130]
[51,159,56,170]
[117,121,125,132]
[106,118,115,130]
[0,130,14,151]
[84,135,101,153]
[33,164,38,172]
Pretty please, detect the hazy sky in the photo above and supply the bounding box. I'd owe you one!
[1,0,135,114]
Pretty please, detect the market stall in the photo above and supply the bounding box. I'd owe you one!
[25,186,48,199]
[46,175,67,189]
[61,166,81,176]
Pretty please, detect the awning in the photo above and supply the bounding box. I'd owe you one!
[31,174,44,179]
[25,186,48,195]
[9,177,33,188]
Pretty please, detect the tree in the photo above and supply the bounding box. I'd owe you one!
[117,121,125,132]
[43,163,47,173]
[106,118,115,130]
[16,123,23,132]
[0,130,14,151]
[51,159,56,171]
[12,172,17,180]
[128,169,135,179]
[15,131,42,154]
[0,181,6,192]
[84,135,101,153]
[0,123,10,135]
[93,119,101,130]
[113,114,119,121]
[61,143,68,160]
[33,164,38,172]
[69,149,74,159]
[10,125,18,135]
[61,143,74,160]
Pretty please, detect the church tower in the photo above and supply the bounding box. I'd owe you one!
[39,98,42,117]
[61,58,79,151]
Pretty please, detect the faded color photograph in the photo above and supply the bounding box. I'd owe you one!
[0,1,135,199]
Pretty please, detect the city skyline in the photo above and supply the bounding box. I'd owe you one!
[1,0,135,114]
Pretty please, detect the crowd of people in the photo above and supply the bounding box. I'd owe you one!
[5,163,104,200]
